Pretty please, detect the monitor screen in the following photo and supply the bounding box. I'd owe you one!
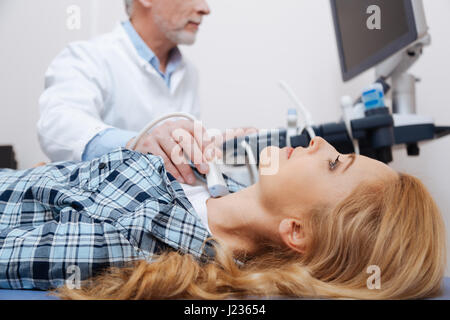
[331,0,418,81]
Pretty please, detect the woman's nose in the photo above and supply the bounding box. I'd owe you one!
[308,136,326,152]
[309,136,319,148]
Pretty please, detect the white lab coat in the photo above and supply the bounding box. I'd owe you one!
[38,23,200,162]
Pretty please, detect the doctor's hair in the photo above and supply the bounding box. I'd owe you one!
[124,0,134,16]
[57,173,446,300]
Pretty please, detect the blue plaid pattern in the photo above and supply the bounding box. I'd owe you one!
[0,148,246,290]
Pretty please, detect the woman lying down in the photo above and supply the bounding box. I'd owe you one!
[0,137,446,300]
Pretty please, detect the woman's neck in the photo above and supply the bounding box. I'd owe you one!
[206,184,282,259]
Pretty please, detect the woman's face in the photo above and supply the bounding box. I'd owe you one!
[257,137,399,216]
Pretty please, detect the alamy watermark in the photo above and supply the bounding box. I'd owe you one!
[66,5,81,30]
[66,265,81,290]
[366,265,381,290]
[170,121,282,176]
[367,5,381,30]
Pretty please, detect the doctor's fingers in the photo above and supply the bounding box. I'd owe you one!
[146,140,190,184]
[203,143,223,162]
[171,129,211,176]
[157,135,198,185]
[170,126,223,162]
[169,120,212,155]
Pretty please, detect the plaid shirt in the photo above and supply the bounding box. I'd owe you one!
[0,148,246,290]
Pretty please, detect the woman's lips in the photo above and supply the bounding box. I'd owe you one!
[287,147,294,159]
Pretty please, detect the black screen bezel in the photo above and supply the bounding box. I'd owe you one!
[330,0,418,82]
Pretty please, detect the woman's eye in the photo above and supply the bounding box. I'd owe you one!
[328,155,341,171]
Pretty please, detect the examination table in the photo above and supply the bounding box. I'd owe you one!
[0,160,449,300]
[0,278,449,300]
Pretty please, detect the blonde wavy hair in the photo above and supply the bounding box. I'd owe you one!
[57,173,446,300]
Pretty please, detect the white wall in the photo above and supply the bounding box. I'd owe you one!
[0,0,95,168]
[1,0,450,275]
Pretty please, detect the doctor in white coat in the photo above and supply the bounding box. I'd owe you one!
[38,0,241,185]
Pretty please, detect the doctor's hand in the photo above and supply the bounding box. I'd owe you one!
[126,120,221,185]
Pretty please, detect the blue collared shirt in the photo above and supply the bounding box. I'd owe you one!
[81,21,183,162]
[121,20,182,89]
[0,149,246,290]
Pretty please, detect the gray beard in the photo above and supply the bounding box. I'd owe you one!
[166,30,197,45]
[154,15,197,45]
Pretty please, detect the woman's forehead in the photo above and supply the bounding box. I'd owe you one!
[355,155,398,180]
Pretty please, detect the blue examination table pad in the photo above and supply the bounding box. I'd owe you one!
[1,277,450,300]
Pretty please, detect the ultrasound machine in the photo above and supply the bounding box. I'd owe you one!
[221,0,450,186]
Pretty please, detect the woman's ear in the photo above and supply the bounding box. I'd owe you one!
[278,218,310,254]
